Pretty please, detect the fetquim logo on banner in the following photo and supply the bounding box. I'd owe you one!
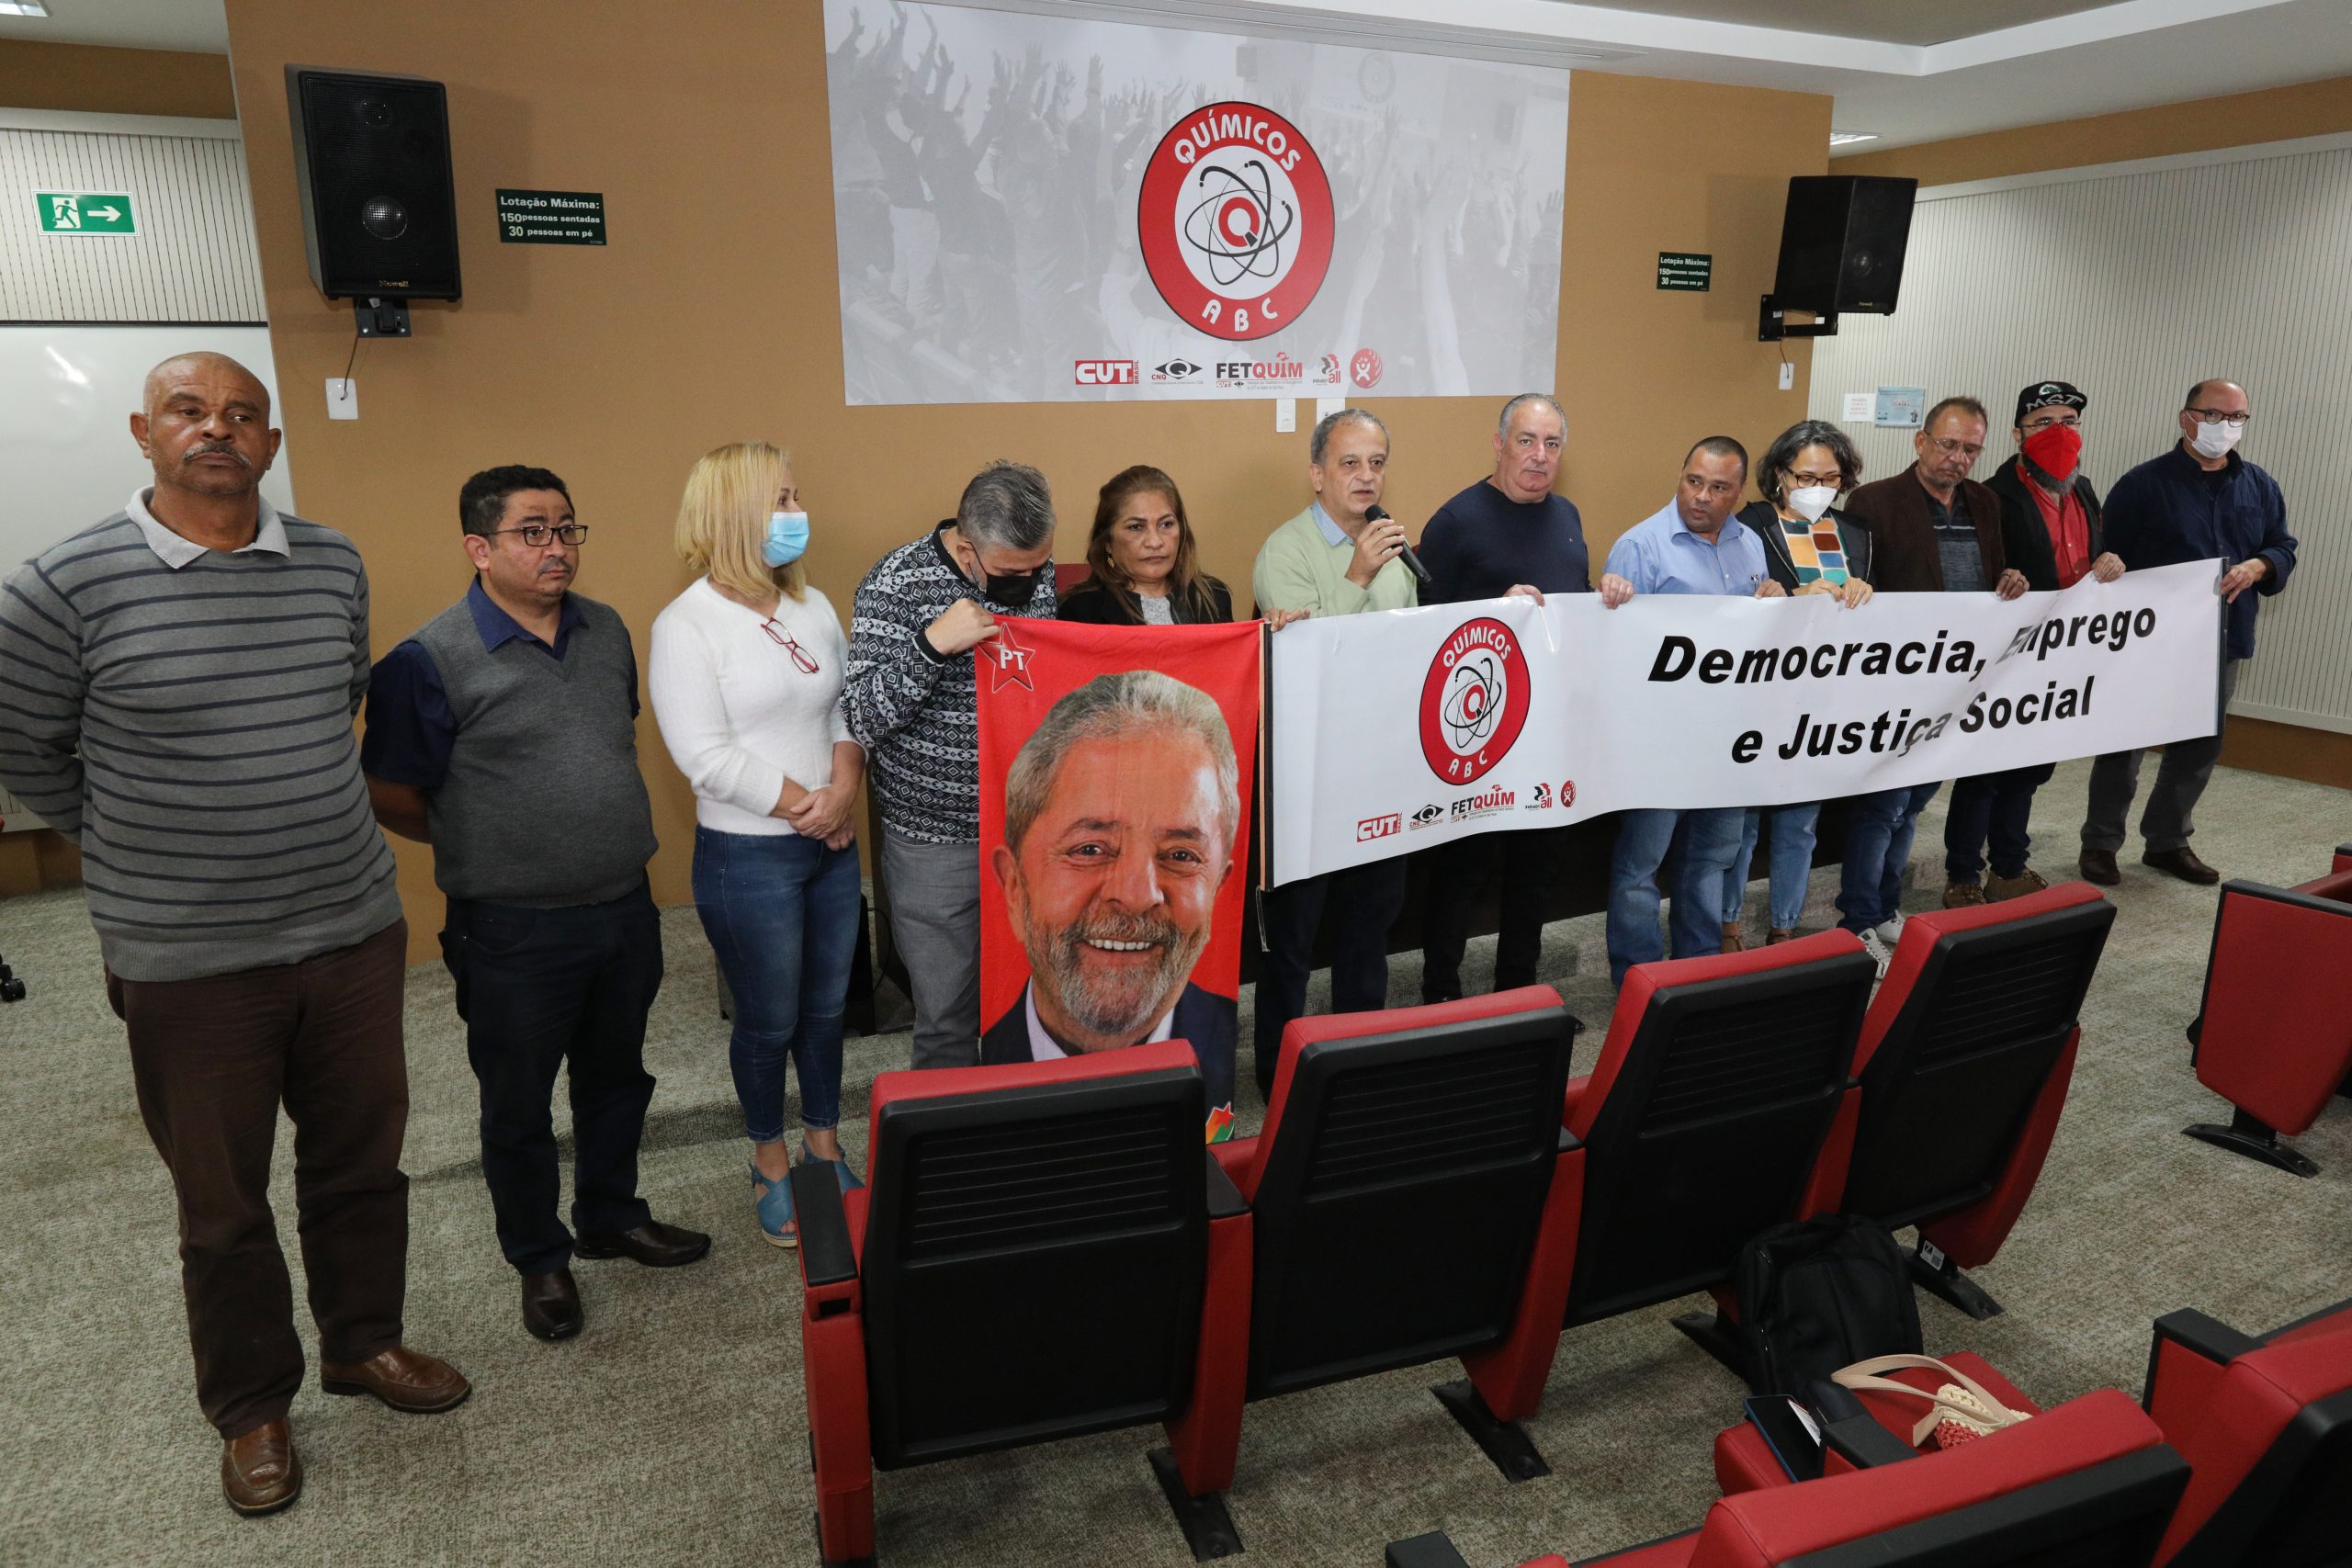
[1420,617,1532,784]
[1138,101,1334,342]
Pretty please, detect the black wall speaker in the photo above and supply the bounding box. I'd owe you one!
[1769,175,1917,315]
[284,66,460,301]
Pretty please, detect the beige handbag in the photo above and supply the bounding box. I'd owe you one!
[1831,1353,2033,1450]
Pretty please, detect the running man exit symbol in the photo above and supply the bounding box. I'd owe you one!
[37,192,137,235]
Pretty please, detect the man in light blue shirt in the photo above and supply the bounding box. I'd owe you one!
[1600,436,1784,985]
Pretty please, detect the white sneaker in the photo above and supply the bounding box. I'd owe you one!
[1874,912,1905,944]
[1858,928,1894,977]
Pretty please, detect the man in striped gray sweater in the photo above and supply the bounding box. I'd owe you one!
[0,353,466,1517]
[844,461,1057,1068]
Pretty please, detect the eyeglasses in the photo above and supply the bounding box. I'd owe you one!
[1927,437,1984,459]
[491,523,589,547]
[2185,408,2251,427]
[1785,469,1844,489]
[2018,414,2080,431]
[761,619,820,674]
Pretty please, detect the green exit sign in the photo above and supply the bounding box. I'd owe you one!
[37,191,137,235]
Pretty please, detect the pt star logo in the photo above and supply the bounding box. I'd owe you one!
[985,621,1035,692]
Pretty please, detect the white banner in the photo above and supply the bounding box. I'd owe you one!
[1267,562,2224,886]
[820,0,1567,405]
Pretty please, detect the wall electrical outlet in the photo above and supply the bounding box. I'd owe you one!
[1275,398,1295,434]
[326,378,358,419]
[1778,362,1795,391]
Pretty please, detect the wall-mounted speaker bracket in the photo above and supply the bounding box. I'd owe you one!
[356,296,411,337]
[1759,296,1838,343]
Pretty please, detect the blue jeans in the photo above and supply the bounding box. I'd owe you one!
[1723,802,1823,931]
[691,828,863,1141]
[1836,783,1940,933]
[1608,807,1746,987]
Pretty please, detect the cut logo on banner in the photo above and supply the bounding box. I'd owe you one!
[977,621,1262,1140]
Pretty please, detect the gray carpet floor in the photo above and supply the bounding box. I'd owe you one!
[3,757,2349,1568]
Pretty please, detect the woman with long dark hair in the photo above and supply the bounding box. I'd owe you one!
[1057,466,1234,625]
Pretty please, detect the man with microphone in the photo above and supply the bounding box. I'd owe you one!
[1249,407,1416,1095]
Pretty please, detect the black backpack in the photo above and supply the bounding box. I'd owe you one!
[1735,1213,1922,1395]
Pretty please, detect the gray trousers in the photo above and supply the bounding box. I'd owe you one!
[2082,656,2241,855]
[879,829,981,1070]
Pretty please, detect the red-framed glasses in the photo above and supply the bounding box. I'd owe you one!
[760,619,820,674]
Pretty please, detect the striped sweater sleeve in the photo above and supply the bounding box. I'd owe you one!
[0,557,87,839]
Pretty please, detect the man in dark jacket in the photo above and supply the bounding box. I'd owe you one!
[1837,397,2028,970]
[2077,378,2297,886]
[1941,381,2130,907]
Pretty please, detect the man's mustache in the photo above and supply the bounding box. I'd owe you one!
[1064,909,1182,951]
[184,442,251,468]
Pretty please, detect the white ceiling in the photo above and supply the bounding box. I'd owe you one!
[0,0,226,54]
[5,0,2349,152]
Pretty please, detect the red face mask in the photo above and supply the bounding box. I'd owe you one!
[2021,423,2083,479]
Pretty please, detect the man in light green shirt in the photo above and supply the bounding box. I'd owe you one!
[1251,407,1419,617]
[1248,407,1416,1098]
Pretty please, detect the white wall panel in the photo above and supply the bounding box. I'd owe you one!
[1,125,265,322]
[1810,142,2351,734]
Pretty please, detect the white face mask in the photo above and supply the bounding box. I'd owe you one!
[1786,485,1838,523]
[2190,420,2245,460]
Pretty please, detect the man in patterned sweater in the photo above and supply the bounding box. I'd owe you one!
[844,460,1057,1067]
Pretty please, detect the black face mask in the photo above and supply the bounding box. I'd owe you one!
[982,566,1042,604]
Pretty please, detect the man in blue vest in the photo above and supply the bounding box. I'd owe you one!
[365,465,709,1344]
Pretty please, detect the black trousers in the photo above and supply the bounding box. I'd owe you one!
[441,882,662,1274]
[1419,828,1568,1001]
[1252,858,1409,1095]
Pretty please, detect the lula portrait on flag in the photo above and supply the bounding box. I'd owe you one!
[976,619,1262,1141]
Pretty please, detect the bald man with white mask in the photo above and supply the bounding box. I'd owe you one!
[0,353,467,1517]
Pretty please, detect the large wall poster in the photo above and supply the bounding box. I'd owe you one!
[821,0,1569,404]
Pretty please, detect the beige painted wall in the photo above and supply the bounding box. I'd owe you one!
[0,39,233,118]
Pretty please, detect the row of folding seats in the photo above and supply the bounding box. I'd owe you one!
[1388,1293,2351,1566]
[786,882,2117,1564]
[2179,842,2352,1176]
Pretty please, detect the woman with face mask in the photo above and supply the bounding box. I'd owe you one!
[1720,420,1874,949]
[648,442,865,1250]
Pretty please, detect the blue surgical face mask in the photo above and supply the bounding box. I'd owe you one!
[762,510,809,567]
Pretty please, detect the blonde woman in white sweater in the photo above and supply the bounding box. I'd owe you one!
[650,443,864,1248]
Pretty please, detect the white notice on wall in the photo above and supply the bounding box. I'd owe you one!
[1841,392,1874,421]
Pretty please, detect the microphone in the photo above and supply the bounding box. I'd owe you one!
[1363,504,1431,585]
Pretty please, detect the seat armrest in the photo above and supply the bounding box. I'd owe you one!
[1386,1533,1476,1568]
[2148,1309,2260,1379]
[1204,1148,1249,1218]
[792,1162,859,1292]
[1821,1412,1919,1470]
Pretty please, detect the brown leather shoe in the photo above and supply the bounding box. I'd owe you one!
[1719,922,1747,953]
[320,1346,470,1414]
[1766,928,1798,945]
[522,1268,582,1341]
[1941,881,1987,909]
[221,1419,300,1516]
[2078,848,2121,886]
[2143,846,2221,885]
[574,1219,712,1268]
[1986,866,2051,901]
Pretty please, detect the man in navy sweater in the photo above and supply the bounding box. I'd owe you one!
[1414,394,1632,1000]
[2078,378,2296,886]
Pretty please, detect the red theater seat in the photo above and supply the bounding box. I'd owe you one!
[1804,883,2115,1318]
[1727,1299,2352,1567]
[789,1042,1248,1566]
[2183,867,2352,1177]
[1549,933,1876,1376]
[1397,1389,2187,1568]
[1159,988,1583,1546]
